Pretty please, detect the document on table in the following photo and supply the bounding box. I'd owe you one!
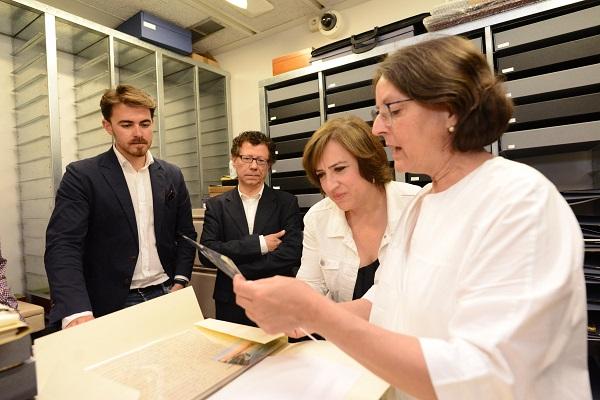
[86,329,251,400]
[34,287,389,400]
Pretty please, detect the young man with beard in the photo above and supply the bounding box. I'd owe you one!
[45,84,196,330]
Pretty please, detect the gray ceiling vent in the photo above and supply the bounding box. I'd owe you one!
[190,18,225,43]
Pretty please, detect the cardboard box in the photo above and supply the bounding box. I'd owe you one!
[272,48,313,76]
[208,185,236,197]
[192,53,220,67]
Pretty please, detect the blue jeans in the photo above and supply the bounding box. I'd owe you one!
[123,282,170,308]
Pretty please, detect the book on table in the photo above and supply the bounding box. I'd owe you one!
[34,287,389,399]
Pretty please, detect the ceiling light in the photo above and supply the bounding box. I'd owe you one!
[223,0,274,17]
[225,0,248,9]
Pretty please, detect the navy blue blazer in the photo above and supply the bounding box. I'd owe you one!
[44,148,197,325]
[200,185,303,303]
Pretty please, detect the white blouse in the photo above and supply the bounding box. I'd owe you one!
[365,157,590,399]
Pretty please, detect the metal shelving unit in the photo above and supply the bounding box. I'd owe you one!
[0,0,231,296]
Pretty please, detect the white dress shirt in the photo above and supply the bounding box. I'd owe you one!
[238,184,268,254]
[365,157,590,399]
[113,146,169,289]
[296,181,420,302]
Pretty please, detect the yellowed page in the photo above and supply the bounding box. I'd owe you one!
[195,318,284,344]
[34,287,203,397]
[37,363,140,400]
[88,328,246,400]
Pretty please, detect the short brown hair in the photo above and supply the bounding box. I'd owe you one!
[303,116,392,190]
[231,131,277,165]
[100,84,156,121]
[375,35,513,152]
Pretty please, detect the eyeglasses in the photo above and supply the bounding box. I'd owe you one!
[371,98,413,126]
[238,155,269,166]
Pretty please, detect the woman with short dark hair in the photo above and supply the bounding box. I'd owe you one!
[297,116,419,302]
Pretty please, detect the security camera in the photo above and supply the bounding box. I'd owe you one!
[319,10,343,37]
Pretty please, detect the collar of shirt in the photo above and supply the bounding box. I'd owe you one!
[238,184,264,201]
[113,145,154,172]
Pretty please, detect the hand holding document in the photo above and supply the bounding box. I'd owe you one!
[181,234,317,341]
[179,233,242,279]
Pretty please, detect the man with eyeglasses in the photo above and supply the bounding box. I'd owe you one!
[200,131,303,325]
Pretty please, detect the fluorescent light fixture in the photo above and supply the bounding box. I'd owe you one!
[223,0,274,16]
[225,0,248,8]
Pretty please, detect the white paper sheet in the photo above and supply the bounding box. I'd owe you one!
[208,353,361,400]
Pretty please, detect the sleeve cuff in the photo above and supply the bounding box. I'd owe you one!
[174,275,189,282]
[259,235,268,255]
[62,311,93,330]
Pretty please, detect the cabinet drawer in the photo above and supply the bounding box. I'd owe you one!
[511,92,600,125]
[327,105,373,122]
[296,193,323,208]
[271,176,314,191]
[269,98,320,121]
[500,120,600,151]
[272,157,303,174]
[326,85,373,109]
[275,137,311,157]
[325,63,379,90]
[269,116,321,139]
[504,63,600,98]
[471,36,483,53]
[267,80,318,103]
[497,34,600,75]
[494,4,600,51]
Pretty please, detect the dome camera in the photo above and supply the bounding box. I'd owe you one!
[319,10,343,37]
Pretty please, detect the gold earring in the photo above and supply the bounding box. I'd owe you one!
[448,126,455,134]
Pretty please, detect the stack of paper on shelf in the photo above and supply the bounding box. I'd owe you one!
[0,305,36,400]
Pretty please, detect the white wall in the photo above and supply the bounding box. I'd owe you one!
[0,33,24,295]
[215,0,440,136]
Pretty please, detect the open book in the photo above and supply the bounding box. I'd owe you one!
[34,287,389,399]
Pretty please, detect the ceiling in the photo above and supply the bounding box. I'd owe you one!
[38,0,360,55]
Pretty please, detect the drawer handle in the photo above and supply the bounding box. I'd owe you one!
[507,144,516,150]
[327,103,335,108]
[497,42,510,49]
[501,67,515,74]
[509,117,516,123]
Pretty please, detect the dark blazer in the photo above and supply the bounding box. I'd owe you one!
[200,185,303,307]
[44,148,197,325]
